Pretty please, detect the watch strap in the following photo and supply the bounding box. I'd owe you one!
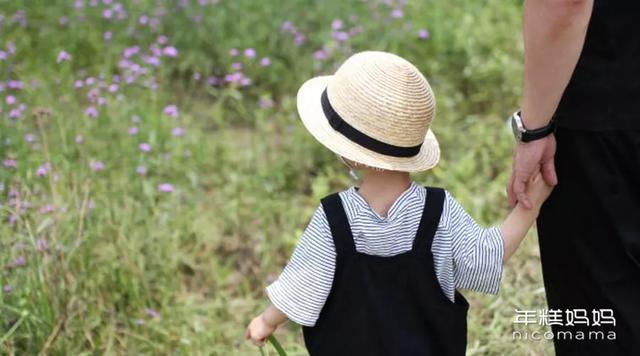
[521,119,556,142]
[513,110,556,143]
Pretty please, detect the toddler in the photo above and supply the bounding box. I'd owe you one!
[245,51,552,355]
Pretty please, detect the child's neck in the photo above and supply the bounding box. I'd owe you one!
[357,170,412,218]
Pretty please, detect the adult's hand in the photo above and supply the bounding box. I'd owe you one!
[508,135,558,209]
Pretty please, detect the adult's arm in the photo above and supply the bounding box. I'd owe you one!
[509,0,594,208]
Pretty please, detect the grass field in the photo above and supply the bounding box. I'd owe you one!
[1,0,553,354]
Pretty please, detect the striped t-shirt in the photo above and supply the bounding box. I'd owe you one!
[266,181,504,327]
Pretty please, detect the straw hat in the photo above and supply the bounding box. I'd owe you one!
[296,51,439,173]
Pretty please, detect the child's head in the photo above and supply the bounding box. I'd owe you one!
[296,51,439,174]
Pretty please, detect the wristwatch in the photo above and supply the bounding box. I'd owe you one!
[510,110,556,143]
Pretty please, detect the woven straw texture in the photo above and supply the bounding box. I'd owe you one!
[297,51,440,172]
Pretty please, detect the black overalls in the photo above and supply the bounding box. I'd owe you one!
[303,187,469,356]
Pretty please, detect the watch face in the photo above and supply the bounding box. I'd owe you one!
[511,112,523,141]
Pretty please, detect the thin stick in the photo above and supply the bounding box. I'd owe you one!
[267,335,287,356]
[38,314,65,356]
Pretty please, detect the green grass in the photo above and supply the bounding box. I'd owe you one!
[1,0,552,354]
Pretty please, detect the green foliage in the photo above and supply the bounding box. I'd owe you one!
[0,0,551,354]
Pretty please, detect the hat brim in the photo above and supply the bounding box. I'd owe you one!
[296,75,440,173]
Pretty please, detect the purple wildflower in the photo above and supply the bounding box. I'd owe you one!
[145,308,160,318]
[75,135,84,144]
[224,72,240,83]
[207,76,220,86]
[57,50,71,63]
[331,19,343,30]
[104,31,112,41]
[390,8,403,19]
[332,31,349,42]
[294,32,306,46]
[231,62,243,70]
[128,127,139,135]
[418,29,430,40]
[74,80,84,89]
[149,45,161,57]
[260,57,271,66]
[36,239,48,252]
[280,21,295,33]
[3,285,11,294]
[3,159,17,169]
[14,255,26,267]
[240,77,252,87]
[14,11,27,27]
[85,106,98,118]
[229,48,239,56]
[139,143,152,152]
[40,204,55,214]
[123,46,140,58]
[172,127,184,137]
[37,163,51,177]
[8,80,22,89]
[144,56,161,67]
[6,95,16,105]
[136,166,147,175]
[314,49,328,61]
[244,48,256,58]
[163,105,178,118]
[157,183,174,193]
[91,161,105,171]
[25,133,35,143]
[9,109,21,120]
[163,46,178,57]
[87,88,100,102]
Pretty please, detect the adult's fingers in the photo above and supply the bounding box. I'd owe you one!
[541,158,558,186]
[513,175,533,209]
[507,173,517,208]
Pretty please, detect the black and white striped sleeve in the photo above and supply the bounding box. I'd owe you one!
[442,191,504,294]
[265,205,336,327]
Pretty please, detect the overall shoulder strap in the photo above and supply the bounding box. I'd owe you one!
[320,192,356,254]
[412,187,445,253]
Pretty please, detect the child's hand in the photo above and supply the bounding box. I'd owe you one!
[525,172,553,210]
[245,314,277,347]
